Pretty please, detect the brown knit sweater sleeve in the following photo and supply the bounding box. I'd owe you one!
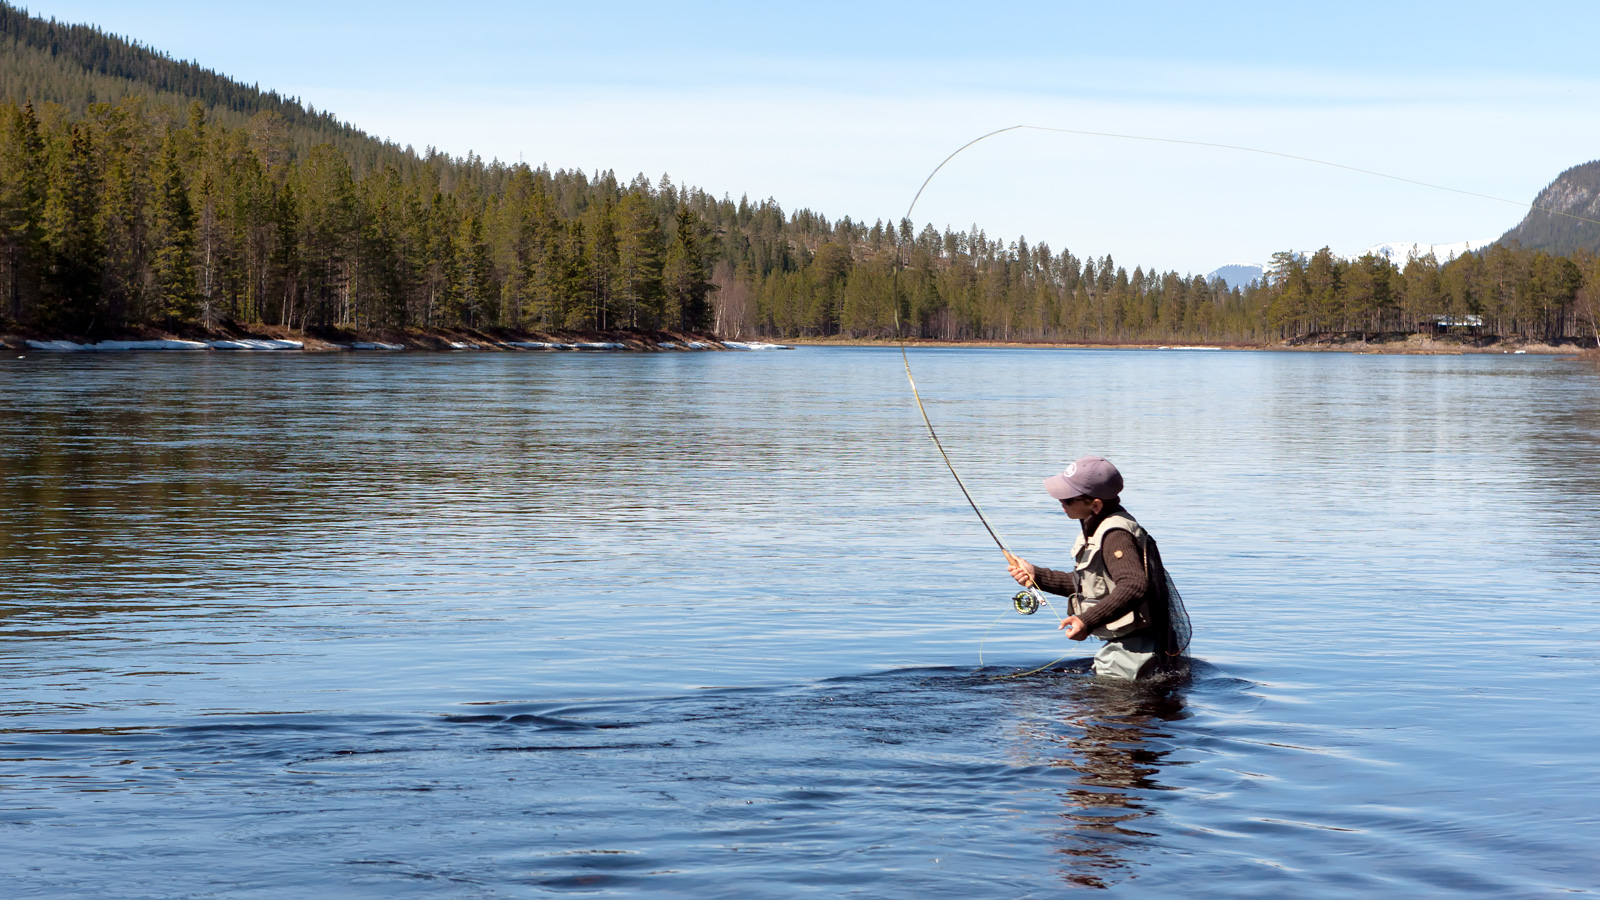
[1074,529,1148,630]
[1031,564,1079,597]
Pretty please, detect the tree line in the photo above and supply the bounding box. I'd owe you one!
[2,94,1598,345]
[1258,245,1598,343]
[0,97,715,334]
[725,214,1600,346]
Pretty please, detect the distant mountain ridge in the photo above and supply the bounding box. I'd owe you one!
[1202,160,1600,287]
[1498,161,1600,254]
[1205,238,1492,290]
[1205,264,1265,289]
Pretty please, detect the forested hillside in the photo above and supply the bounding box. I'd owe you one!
[0,1,1597,345]
[1498,161,1600,256]
[0,3,402,169]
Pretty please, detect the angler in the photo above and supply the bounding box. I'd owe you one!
[1007,456,1190,681]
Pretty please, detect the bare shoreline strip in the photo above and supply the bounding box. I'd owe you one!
[785,336,1592,356]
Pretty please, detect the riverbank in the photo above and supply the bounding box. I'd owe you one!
[5,323,1592,357]
[786,332,1596,355]
[0,322,789,353]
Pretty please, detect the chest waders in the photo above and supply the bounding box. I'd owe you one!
[1072,511,1160,679]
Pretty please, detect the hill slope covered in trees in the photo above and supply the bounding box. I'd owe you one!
[0,2,405,170]
[1498,161,1600,256]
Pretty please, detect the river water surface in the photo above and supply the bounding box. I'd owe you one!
[1,347,1596,898]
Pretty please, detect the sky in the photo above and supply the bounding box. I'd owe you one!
[26,1,1600,274]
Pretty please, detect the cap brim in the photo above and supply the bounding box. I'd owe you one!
[1043,474,1081,500]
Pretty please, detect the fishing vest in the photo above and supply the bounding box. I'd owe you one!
[1069,510,1153,640]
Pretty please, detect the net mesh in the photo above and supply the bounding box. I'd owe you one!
[1143,538,1191,675]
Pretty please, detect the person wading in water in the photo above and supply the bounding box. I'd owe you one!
[1007,456,1190,680]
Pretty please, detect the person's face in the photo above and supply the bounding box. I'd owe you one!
[1059,495,1102,520]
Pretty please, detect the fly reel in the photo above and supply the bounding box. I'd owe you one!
[1012,587,1042,615]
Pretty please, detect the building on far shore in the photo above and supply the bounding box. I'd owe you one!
[1420,314,1484,335]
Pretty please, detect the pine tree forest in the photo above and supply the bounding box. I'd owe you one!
[2,93,1599,345]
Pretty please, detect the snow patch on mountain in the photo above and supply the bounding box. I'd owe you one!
[1360,239,1493,263]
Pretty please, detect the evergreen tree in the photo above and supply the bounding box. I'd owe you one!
[149,134,197,321]
[662,205,710,331]
[553,217,590,329]
[451,211,492,327]
[294,143,356,327]
[40,123,102,331]
[586,196,619,330]
[615,191,662,328]
[0,100,43,322]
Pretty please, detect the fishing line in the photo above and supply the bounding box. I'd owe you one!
[977,589,1071,667]
[904,124,1600,229]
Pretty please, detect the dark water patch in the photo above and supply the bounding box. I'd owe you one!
[0,667,1212,896]
[483,743,675,752]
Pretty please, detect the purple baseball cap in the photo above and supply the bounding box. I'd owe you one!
[1043,456,1124,500]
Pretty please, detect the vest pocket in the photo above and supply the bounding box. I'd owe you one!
[1072,593,1150,639]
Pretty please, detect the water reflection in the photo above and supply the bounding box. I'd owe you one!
[1005,668,1190,889]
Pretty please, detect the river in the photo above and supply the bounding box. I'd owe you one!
[1,347,1596,897]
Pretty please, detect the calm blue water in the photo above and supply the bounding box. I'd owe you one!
[1,347,1596,897]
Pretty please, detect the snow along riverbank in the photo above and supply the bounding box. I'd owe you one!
[17,338,791,353]
[24,338,304,352]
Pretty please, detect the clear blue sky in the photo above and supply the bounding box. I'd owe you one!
[26,1,1600,273]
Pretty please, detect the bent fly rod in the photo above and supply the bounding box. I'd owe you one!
[893,317,1050,622]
